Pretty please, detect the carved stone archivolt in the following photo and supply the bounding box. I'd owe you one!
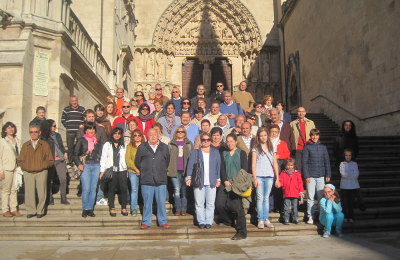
[152,0,262,57]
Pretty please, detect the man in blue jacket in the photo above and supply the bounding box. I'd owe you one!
[135,128,170,229]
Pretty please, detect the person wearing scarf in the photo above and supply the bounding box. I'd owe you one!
[135,103,155,137]
[95,104,112,138]
[157,101,181,139]
[73,123,102,218]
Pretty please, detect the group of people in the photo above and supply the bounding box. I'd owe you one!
[0,81,362,240]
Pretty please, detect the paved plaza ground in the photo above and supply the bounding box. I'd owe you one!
[0,232,399,260]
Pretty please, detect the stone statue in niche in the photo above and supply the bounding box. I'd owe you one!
[243,55,251,79]
[135,51,145,80]
[203,63,212,89]
[250,52,258,82]
[261,55,270,83]
[155,52,165,80]
[146,51,155,80]
[166,55,173,80]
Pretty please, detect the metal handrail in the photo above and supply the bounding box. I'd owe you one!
[311,95,400,121]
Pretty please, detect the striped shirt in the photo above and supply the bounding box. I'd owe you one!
[61,105,85,133]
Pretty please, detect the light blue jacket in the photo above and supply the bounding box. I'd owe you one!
[319,197,343,224]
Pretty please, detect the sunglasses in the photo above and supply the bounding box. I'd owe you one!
[172,91,179,93]
[176,131,185,134]
[249,117,256,120]
[182,102,190,105]
[122,106,131,108]
[114,132,122,135]
[155,88,162,91]
[201,138,211,142]
[217,85,223,87]
[133,134,142,137]
[135,94,143,97]
[29,131,39,133]
[141,108,149,111]
[52,125,57,127]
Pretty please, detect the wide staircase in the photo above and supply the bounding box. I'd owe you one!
[0,113,399,240]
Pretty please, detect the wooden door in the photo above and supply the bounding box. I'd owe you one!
[182,59,204,98]
[211,58,232,93]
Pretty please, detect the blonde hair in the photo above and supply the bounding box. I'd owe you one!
[173,126,187,140]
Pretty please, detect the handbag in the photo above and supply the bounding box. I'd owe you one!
[191,150,202,188]
[102,167,113,182]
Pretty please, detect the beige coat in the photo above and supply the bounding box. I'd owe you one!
[0,137,20,172]
[290,117,316,148]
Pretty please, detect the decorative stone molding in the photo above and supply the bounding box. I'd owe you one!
[152,0,262,57]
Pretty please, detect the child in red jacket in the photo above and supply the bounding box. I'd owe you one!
[278,159,304,224]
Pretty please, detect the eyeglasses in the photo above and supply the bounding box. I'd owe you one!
[114,132,122,135]
[201,138,211,142]
[135,94,143,97]
[133,134,142,137]
[122,106,131,108]
[182,102,190,105]
[176,131,185,134]
[155,88,162,91]
[172,91,179,93]
[29,131,39,133]
[141,108,149,111]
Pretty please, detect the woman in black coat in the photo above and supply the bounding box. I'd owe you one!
[333,120,359,168]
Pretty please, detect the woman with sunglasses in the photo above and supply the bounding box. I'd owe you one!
[180,98,194,118]
[135,103,156,137]
[134,91,146,106]
[74,123,102,217]
[129,98,139,117]
[100,127,128,217]
[186,132,221,229]
[41,119,69,205]
[126,129,145,216]
[168,126,193,216]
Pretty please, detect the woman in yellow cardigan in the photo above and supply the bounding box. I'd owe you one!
[125,129,145,216]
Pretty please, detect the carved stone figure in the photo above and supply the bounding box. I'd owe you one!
[146,51,155,80]
[135,51,145,80]
[166,55,173,80]
[243,55,251,79]
[261,55,270,83]
[202,63,212,89]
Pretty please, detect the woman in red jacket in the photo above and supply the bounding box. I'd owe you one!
[277,159,304,225]
[135,103,155,138]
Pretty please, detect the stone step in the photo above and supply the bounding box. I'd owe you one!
[361,186,400,196]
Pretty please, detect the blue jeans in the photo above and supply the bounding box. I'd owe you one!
[193,185,216,225]
[128,171,140,211]
[256,177,274,221]
[81,164,100,210]
[320,212,344,233]
[170,171,187,211]
[141,185,167,226]
[306,177,325,218]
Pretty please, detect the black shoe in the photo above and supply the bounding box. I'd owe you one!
[36,214,45,218]
[110,209,116,217]
[231,233,247,240]
[49,195,54,205]
[198,224,205,229]
[61,195,70,205]
[283,220,290,225]
[205,224,212,229]
[293,220,299,225]
[88,210,95,217]
[121,210,128,216]
[218,222,232,227]
[82,210,88,218]
[27,214,37,218]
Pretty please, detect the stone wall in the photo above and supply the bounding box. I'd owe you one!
[282,0,400,135]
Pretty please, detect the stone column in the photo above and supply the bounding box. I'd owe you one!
[199,56,215,92]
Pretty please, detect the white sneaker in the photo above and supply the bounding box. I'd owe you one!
[307,217,313,224]
[257,220,264,229]
[96,198,108,206]
[265,219,274,228]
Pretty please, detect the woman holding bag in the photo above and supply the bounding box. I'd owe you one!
[100,127,128,217]
[186,132,221,229]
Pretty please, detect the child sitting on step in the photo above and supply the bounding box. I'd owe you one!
[339,149,360,223]
[319,184,344,238]
[277,159,304,225]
